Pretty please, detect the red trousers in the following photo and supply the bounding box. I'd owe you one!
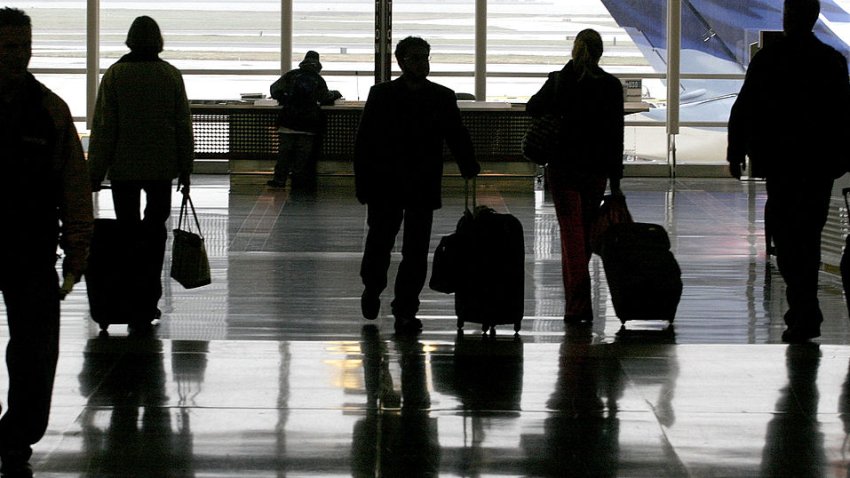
[547,169,607,318]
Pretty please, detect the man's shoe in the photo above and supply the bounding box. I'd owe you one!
[394,316,423,334]
[267,179,287,188]
[361,290,380,320]
[781,326,821,344]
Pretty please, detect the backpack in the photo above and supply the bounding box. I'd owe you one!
[276,70,323,132]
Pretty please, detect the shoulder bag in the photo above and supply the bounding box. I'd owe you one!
[522,72,564,166]
[171,193,212,289]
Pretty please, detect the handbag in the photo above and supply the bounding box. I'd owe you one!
[590,194,633,254]
[429,179,478,294]
[429,232,462,293]
[521,114,563,166]
[522,71,563,165]
[171,193,212,289]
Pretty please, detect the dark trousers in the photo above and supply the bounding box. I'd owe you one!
[360,204,434,318]
[766,176,834,330]
[0,261,60,453]
[111,180,172,315]
[547,169,608,317]
[274,133,316,187]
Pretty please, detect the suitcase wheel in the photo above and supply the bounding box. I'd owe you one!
[513,322,521,333]
[457,319,464,330]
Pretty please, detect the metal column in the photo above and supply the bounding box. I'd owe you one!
[281,0,292,73]
[474,0,486,101]
[375,0,392,84]
[86,0,99,129]
[666,0,681,178]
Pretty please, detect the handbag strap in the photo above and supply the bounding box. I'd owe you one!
[178,193,204,238]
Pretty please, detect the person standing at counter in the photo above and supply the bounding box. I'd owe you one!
[88,15,194,331]
[268,50,341,190]
[355,36,480,334]
[526,28,624,325]
[727,0,850,343]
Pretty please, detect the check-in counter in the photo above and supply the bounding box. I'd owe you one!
[190,100,650,175]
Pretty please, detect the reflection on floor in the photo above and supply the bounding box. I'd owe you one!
[6,175,850,476]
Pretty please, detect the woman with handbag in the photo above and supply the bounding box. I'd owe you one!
[526,29,625,324]
[88,16,194,332]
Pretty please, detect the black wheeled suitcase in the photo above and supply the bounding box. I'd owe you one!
[599,222,682,323]
[454,206,525,334]
[449,180,525,334]
[85,218,147,333]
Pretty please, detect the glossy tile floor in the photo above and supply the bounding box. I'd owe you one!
[6,175,850,477]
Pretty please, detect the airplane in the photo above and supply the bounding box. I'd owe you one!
[600,0,850,123]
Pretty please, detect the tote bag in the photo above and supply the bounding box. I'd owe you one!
[171,193,212,289]
[521,114,563,165]
[522,72,564,165]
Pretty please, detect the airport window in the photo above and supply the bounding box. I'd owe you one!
[8,0,783,169]
[292,0,374,101]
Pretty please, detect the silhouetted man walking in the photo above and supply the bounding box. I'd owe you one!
[728,0,850,342]
[355,36,480,334]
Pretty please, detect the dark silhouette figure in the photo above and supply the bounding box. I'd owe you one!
[268,50,341,190]
[526,29,624,324]
[354,36,480,333]
[523,328,625,477]
[88,15,194,331]
[0,7,93,476]
[352,326,439,477]
[727,0,850,343]
[429,333,524,476]
[78,337,196,477]
[760,344,825,476]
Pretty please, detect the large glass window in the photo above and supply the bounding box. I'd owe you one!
[392,0,475,96]
[9,0,776,169]
[9,2,87,116]
[292,0,374,102]
[487,1,652,102]
[99,1,281,100]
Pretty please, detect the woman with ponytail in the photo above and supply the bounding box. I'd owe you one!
[527,28,625,324]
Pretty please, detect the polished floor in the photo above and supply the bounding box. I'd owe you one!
[5,175,850,477]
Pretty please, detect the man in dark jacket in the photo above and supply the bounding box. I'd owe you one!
[0,7,93,476]
[355,36,480,333]
[727,0,850,343]
[268,50,341,189]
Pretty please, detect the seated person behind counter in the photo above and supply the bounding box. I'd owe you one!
[268,50,342,190]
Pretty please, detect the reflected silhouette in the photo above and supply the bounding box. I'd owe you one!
[840,357,850,478]
[612,323,680,430]
[431,332,524,412]
[522,328,624,477]
[760,344,825,477]
[171,339,208,470]
[78,337,195,477]
[430,332,524,476]
[352,325,438,477]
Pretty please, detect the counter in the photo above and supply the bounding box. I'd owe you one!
[190,100,650,163]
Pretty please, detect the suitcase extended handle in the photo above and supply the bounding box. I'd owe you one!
[464,177,477,213]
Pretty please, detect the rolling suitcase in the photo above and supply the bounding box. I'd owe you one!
[599,222,682,323]
[438,180,525,334]
[85,218,147,333]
